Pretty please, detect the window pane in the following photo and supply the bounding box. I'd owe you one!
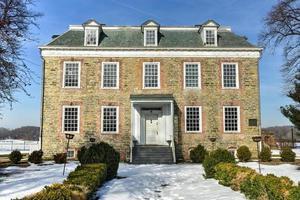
[145,30,156,45]
[206,30,215,45]
[64,63,79,87]
[186,107,200,132]
[86,29,97,45]
[224,107,239,132]
[102,107,117,133]
[223,64,237,88]
[103,63,118,88]
[144,63,159,88]
[185,64,199,88]
[64,107,79,132]
[67,150,74,158]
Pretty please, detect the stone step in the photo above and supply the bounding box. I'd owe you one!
[132,145,174,164]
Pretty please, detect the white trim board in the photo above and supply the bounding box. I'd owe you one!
[41,50,261,58]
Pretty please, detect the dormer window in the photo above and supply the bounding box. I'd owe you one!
[205,29,216,46]
[144,29,157,46]
[85,28,98,46]
[199,20,219,47]
[82,19,102,47]
[141,20,160,47]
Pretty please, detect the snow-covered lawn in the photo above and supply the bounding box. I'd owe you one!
[96,163,246,200]
[0,161,78,200]
[239,162,300,184]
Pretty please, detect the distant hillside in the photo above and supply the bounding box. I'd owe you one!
[0,126,40,141]
[262,126,300,140]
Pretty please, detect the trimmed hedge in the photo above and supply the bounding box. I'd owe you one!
[22,164,107,200]
[190,144,207,163]
[214,163,300,200]
[28,150,43,164]
[236,146,251,162]
[202,148,235,178]
[78,142,120,180]
[259,146,272,162]
[281,147,296,162]
[9,150,23,164]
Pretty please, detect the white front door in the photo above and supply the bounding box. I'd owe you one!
[145,113,159,144]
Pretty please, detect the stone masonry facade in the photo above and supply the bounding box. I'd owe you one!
[41,56,260,161]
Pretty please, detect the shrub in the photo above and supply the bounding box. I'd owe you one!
[53,153,67,164]
[236,146,251,162]
[79,142,120,180]
[259,146,272,162]
[190,144,207,163]
[77,146,86,163]
[202,148,235,178]
[28,150,43,164]
[280,146,296,162]
[9,150,22,164]
[23,164,107,200]
[288,186,300,200]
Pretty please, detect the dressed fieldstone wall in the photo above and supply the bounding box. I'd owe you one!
[41,56,260,161]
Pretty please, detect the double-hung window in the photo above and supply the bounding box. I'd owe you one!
[84,28,98,46]
[184,62,201,88]
[222,63,239,89]
[63,62,80,88]
[185,106,202,133]
[143,62,160,89]
[144,29,157,46]
[62,106,80,133]
[101,62,119,89]
[101,106,119,133]
[205,29,216,46]
[223,106,240,133]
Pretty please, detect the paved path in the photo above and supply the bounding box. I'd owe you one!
[96,163,245,200]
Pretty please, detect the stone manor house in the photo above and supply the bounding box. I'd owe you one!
[39,19,261,163]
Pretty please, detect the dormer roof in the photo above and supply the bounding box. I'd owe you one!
[141,19,160,27]
[82,19,103,27]
[201,19,220,27]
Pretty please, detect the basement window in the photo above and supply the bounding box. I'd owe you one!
[101,106,119,133]
[223,106,240,133]
[185,106,202,133]
[63,106,80,133]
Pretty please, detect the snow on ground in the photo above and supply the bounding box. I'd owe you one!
[0,161,78,200]
[239,162,300,184]
[96,163,246,200]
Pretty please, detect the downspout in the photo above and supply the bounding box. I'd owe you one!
[39,58,45,151]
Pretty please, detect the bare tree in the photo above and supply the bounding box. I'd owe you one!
[260,0,300,84]
[0,0,41,109]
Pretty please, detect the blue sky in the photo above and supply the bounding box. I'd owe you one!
[0,0,292,129]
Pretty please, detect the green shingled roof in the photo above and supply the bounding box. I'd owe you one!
[47,28,256,48]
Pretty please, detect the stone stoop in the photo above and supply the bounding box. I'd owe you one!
[132,145,174,164]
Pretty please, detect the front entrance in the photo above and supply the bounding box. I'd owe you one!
[141,109,164,145]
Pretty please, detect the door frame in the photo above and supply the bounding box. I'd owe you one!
[140,108,162,145]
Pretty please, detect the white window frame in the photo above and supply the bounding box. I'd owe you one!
[204,28,217,46]
[62,61,81,88]
[223,106,241,133]
[101,106,119,134]
[221,62,239,89]
[142,62,160,89]
[144,28,158,46]
[67,149,76,159]
[184,106,202,133]
[101,62,119,89]
[62,105,80,134]
[183,62,201,89]
[84,27,99,46]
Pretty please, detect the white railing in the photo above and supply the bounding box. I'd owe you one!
[0,139,39,154]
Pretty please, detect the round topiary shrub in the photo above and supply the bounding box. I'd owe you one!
[54,153,67,164]
[259,146,272,162]
[280,146,296,162]
[237,145,252,162]
[190,144,207,163]
[28,150,43,164]
[203,148,236,178]
[9,150,22,164]
[79,142,120,180]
